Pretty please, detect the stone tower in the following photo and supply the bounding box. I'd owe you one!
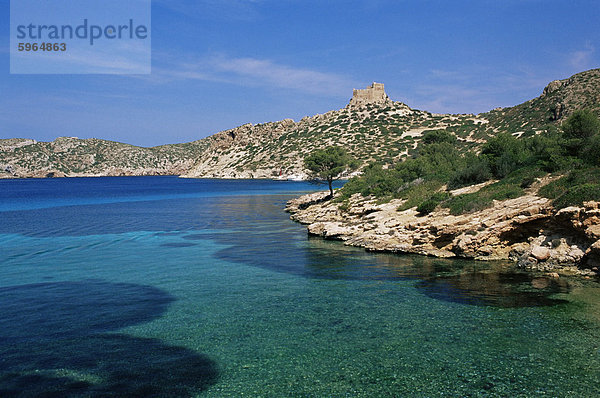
[349,82,390,107]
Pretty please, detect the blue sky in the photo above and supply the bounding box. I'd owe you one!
[1,0,599,146]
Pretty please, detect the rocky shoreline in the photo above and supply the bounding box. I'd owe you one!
[286,188,600,276]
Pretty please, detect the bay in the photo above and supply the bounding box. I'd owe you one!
[0,176,599,397]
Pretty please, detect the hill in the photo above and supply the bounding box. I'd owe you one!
[0,137,208,178]
[283,70,600,274]
[1,68,599,179]
[183,69,600,178]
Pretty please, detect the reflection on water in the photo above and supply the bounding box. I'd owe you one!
[0,185,574,311]
[416,270,570,307]
[203,198,571,308]
[0,280,174,342]
[307,240,571,307]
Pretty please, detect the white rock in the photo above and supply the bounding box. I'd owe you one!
[531,246,551,261]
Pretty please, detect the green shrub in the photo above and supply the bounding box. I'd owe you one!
[526,126,567,171]
[520,176,536,188]
[444,183,523,215]
[395,141,464,182]
[421,130,456,145]
[502,166,547,188]
[416,192,451,215]
[448,153,492,189]
[481,133,529,178]
[416,199,439,215]
[539,167,600,208]
[445,194,490,215]
[397,180,445,211]
[562,110,600,157]
[582,134,600,166]
[562,109,600,140]
[339,163,404,201]
[552,184,600,208]
[539,179,567,200]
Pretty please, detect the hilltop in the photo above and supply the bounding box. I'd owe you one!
[1,68,599,179]
[283,69,600,274]
[183,69,600,178]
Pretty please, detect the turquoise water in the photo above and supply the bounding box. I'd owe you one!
[1,177,600,397]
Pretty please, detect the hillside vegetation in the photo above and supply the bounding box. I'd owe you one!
[1,68,599,180]
[337,109,600,214]
[0,137,208,178]
[182,69,600,179]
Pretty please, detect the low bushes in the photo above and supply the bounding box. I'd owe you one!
[444,183,524,215]
[416,192,451,215]
[539,167,600,208]
[337,109,600,213]
[552,184,600,208]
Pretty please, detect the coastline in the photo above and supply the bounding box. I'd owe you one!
[286,188,600,276]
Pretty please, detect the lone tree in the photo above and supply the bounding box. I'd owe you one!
[304,146,357,197]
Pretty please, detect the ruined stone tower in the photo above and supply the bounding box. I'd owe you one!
[349,82,390,107]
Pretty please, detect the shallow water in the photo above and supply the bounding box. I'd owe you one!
[1,177,599,397]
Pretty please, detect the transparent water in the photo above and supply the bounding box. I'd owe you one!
[1,177,599,397]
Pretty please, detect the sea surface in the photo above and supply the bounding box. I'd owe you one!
[1,176,599,397]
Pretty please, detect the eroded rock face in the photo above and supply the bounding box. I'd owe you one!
[543,80,563,96]
[585,240,600,270]
[515,236,587,272]
[286,191,600,275]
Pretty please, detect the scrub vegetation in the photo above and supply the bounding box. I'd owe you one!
[336,109,600,214]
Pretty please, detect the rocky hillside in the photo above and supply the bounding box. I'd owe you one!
[181,102,486,179]
[2,68,599,179]
[281,69,600,275]
[182,69,600,178]
[482,68,600,135]
[0,137,208,178]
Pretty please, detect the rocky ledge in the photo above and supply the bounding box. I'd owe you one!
[286,190,600,276]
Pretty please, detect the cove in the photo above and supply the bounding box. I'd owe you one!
[0,177,599,396]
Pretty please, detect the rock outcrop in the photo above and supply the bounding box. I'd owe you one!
[286,190,600,275]
[514,201,600,272]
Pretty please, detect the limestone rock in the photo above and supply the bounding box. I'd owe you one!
[584,240,600,268]
[289,189,600,275]
[587,224,600,240]
[543,80,563,96]
[531,246,551,261]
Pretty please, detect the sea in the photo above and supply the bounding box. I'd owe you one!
[0,176,599,397]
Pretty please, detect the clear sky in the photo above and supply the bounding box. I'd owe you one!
[1,0,599,147]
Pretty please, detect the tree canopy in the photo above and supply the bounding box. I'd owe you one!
[562,109,600,140]
[304,146,357,197]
